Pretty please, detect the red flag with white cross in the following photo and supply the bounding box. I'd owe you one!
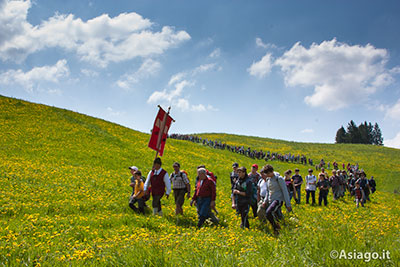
[148,106,174,157]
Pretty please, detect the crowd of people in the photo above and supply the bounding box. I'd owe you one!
[128,156,376,235]
[168,134,360,171]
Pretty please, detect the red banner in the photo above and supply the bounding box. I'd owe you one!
[148,107,173,156]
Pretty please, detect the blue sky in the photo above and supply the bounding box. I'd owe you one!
[1,0,400,148]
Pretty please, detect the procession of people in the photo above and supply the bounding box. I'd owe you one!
[128,156,376,235]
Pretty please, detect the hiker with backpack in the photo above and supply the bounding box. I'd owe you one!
[190,168,217,228]
[248,164,261,218]
[232,167,253,229]
[144,157,171,216]
[170,162,191,215]
[193,165,220,225]
[262,164,292,235]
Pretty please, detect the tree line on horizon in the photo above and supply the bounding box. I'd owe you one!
[335,120,383,145]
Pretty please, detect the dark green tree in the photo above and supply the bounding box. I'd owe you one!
[335,126,347,143]
[336,121,383,145]
[347,120,361,144]
[372,123,383,146]
[358,121,373,144]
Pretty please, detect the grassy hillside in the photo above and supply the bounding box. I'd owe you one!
[0,95,399,266]
[197,133,400,193]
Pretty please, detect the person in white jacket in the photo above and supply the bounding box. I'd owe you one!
[261,164,292,235]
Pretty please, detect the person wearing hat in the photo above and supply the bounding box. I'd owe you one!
[129,166,139,191]
[129,171,145,214]
[170,162,191,215]
[232,167,252,229]
[248,164,261,218]
[144,157,171,216]
[305,169,316,205]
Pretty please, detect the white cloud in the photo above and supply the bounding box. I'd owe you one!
[147,63,219,112]
[209,48,221,58]
[165,63,219,87]
[147,79,193,104]
[0,0,31,48]
[181,103,218,112]
[116,58,161,89]
[301,128,314,134]
[81,68,99,77]
[385,132,400,149]
[385,99,400,121]
[168,72,186,86]
[0,0,190,66]
[193,63,218,75]
[0,59,69,91]
[190,104,217,112]
[247,53,273,78]
[176,98,190,111]
[274,39,397,110]
[255,38,277,50]
[191,104,207,112]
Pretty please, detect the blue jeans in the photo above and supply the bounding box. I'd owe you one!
[296,187,301,204]
[197,197,211,228]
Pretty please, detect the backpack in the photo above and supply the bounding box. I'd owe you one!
[171,171,189,193]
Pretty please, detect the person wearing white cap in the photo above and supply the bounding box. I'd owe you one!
[128,166,139,195]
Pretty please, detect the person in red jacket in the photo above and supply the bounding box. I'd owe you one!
[190,168,216,228]
[144,157,171,216]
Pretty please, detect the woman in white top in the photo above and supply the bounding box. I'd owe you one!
[305,169,317,205]
[256,168,268,222]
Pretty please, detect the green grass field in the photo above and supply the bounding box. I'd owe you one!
[1,95,399,266]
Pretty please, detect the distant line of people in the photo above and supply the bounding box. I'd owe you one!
[128,157,376,235]
[169,134,360,171]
